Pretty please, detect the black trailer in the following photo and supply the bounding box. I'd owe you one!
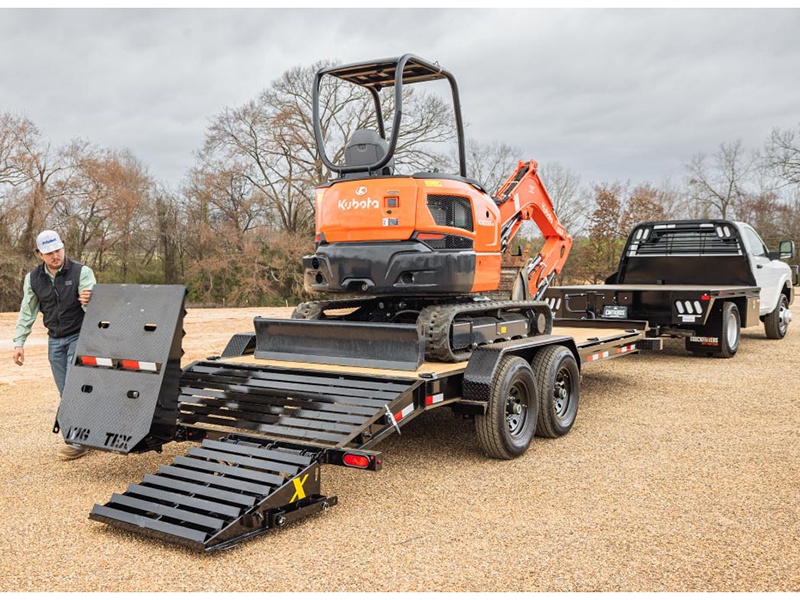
[544,220,795,358]
[55,284,657,552]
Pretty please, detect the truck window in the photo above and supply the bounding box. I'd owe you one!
[742,227,768,258]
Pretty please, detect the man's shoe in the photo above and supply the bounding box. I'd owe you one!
[58,444,89,461]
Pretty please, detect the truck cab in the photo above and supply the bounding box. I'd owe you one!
[736,221,795,317]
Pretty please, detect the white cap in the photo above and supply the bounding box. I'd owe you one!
[36,230,64,254]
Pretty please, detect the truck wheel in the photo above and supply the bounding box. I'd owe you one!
[475,355,538,460]
[533,345,580,438]
[764,294,790,339]
[715,302,741,358]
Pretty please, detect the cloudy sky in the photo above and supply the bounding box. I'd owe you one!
[1,7,799,189]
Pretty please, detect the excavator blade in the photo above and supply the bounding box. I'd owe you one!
[253,317,425,371]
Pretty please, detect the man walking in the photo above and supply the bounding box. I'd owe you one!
[12,230,96,460]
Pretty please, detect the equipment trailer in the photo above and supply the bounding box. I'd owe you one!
[56,284,655,552]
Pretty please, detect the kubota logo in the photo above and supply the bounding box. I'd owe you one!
[355,186,368,195]
[338,198,379,210]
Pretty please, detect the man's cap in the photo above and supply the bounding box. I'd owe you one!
[36,230,64,254]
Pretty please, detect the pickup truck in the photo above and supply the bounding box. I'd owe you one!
[543,219,795,358]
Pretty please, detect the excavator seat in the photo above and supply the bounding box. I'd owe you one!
[342,129,394,178]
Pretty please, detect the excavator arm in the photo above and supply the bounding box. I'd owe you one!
[494,160,573,300]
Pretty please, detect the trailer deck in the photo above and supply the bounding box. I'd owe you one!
[57,284,656,551]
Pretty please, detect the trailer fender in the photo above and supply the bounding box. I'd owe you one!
[462,334,579,402]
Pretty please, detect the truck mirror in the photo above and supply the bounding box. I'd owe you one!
[779,240,795,260]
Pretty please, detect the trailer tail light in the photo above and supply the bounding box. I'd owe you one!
[343,453,371,469]
[701,293,711,301]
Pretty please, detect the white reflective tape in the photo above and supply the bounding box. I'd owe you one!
[397,404,414,420]
[427,393,444,405]
[138,361,158,372]
[96,357,114,367]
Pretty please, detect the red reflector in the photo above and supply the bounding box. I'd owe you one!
[120,360,139,370]
[700,294,711,301]
[417,233,445,240]
[343,454,370,469]
[80,356,97,365]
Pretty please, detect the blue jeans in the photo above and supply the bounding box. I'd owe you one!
[48,332,80,397]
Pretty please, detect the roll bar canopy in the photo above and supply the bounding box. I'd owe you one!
[312,53,467,177]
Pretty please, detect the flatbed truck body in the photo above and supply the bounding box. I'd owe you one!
[56,284,655,552]
[545,220,795,357]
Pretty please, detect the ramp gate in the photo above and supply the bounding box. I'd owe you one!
[90,358,424,551]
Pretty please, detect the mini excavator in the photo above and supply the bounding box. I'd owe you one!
[295,54,573,362]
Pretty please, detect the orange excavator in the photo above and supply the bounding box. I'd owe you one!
[294,54,572,362]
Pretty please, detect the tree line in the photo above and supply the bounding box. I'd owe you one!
[2,59,799,312]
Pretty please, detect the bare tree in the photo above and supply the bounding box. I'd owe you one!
[765,124,800,187]
[685,139,758,219]
[539,161,588,236]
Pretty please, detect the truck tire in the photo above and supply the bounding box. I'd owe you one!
[715,302,741,358]
[475,355,538,460]
[764,293,790,339]
[533,345,580,438]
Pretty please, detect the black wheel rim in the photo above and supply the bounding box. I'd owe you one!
[506,382,529,437]
[553,367,573,419]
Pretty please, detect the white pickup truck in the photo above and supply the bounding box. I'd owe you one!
[544,219,796,358]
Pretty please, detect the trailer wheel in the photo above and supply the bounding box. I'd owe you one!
[715,302,741,358]
[475,355,538,460]
[764,293,790,339]
[533,345,580,438]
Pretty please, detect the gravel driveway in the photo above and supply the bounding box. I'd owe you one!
[1,300,797,592]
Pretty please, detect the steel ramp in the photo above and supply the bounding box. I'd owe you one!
[91,361,424,550]
[89,437,334,552]
[176,360,421,448]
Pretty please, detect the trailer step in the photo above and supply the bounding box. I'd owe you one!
[89,437,336,551]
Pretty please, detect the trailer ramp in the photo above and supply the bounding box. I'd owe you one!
[90,360,423,551]
[90,436,330,552]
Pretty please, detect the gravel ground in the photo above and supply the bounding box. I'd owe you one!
[1,298,798,592]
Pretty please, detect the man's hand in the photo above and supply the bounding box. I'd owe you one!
[79,289,92,306]
[13,347,24,366]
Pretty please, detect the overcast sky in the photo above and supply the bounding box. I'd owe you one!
[1,8,799,190]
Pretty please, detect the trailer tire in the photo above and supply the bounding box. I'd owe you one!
[715,302,740,358]
[764,293,790,339]
[475,355,538,460]
[533,345,580,438]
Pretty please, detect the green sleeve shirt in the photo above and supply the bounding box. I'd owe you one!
[13,264,97,348]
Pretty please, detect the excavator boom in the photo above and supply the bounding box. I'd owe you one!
[494,160,573,299]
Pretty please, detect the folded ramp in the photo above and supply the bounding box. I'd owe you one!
[91,361,424,550]
[90,437,332,552]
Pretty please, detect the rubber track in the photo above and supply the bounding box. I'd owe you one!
[418,300,551,362]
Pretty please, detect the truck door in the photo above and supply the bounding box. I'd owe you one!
[741,225,781,314]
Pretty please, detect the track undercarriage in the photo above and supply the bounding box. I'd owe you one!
[291,296,553,363]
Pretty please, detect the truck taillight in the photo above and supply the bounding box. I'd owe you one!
[343,454,371,469]
[701,293,711,301]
